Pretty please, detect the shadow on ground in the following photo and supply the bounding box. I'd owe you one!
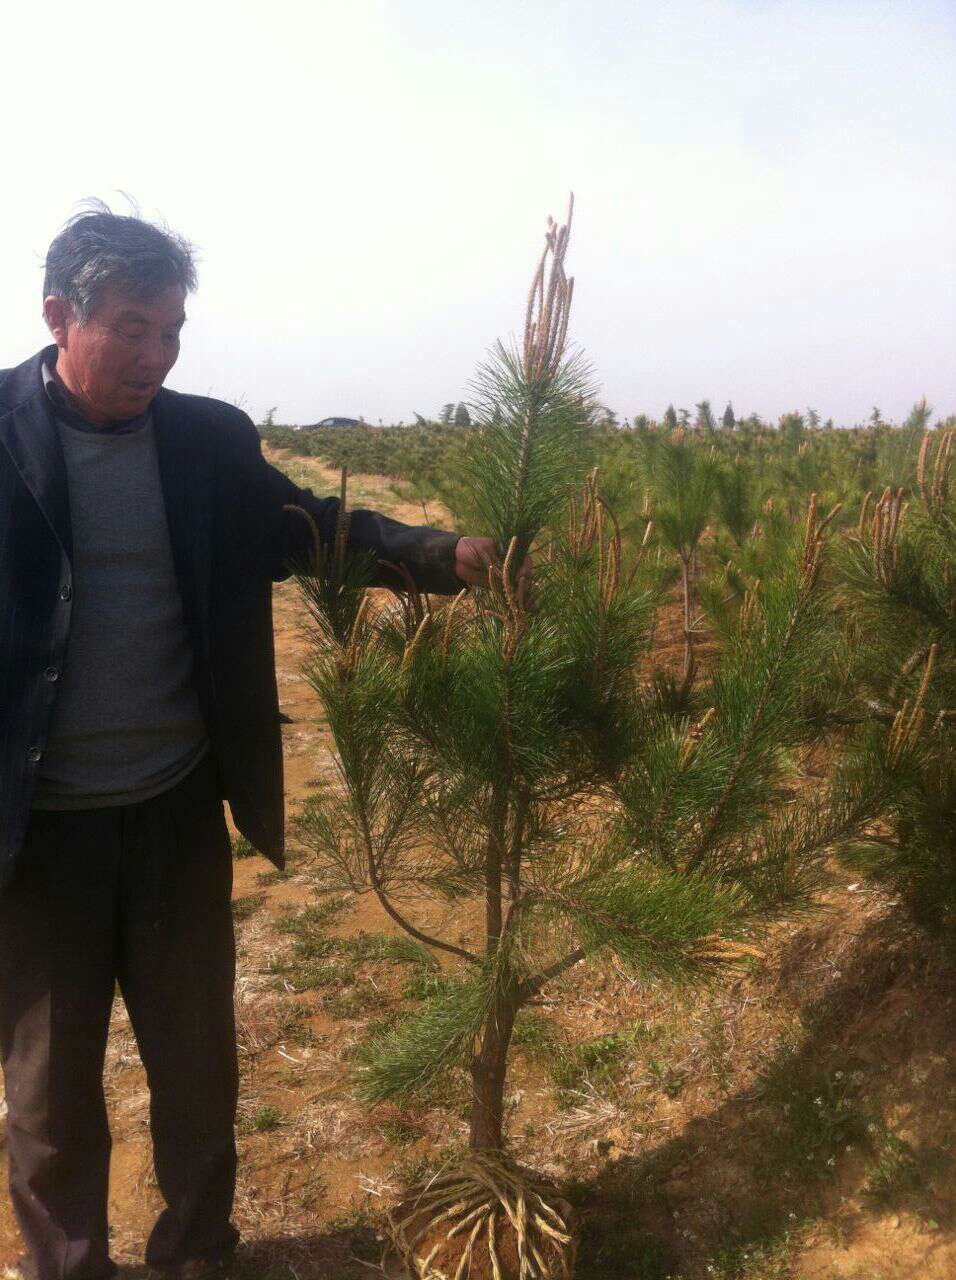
[567,909,956,1279]
[121,1224,402,1280]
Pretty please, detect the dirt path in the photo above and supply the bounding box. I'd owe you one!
[0,450,953,1279]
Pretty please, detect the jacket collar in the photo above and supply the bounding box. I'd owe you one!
[0,351,211,618]
[0,346,73,561]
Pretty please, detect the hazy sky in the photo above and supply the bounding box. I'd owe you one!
[2,0,953,426]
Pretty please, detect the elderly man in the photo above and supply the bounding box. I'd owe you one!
[0,207,495,1280]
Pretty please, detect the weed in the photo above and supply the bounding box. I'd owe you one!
[241,1105,283,1135]
[274,899,346,939]
[256,867,291,886]
[232,834,259,859]
[232,893,266,922]
[334,931,436,968]
[552,1026,647,1097]
[647,1057,687,1098]
[569,1182,678,1280]
[402,967,456,1002]
[268,956,352,993]
[759,1060,867,1181]
[391,1142,469,1190]
[327,986,388,1020]
[864,1127,925,1206]
[705,1234,795,1279]
[703,1007,734,1093]
[324,1208,386,1264]
[381,1114,423,1145]
[512,1009,559,1058]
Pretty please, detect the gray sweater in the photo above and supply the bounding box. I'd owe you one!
[32,397,208,809]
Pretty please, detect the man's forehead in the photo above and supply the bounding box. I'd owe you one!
[99,285,187,322]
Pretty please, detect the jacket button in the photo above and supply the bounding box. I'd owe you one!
[59,584,72,601]
[27,747,42,764]
[44,666,60,682]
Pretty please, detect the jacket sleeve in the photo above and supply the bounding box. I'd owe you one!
[234,419,463,595]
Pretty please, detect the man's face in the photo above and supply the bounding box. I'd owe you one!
[44,284,186,424]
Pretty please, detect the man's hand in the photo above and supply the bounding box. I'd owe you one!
[454,537,533,603]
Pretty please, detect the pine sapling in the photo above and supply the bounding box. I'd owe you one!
[289,205,892,1279]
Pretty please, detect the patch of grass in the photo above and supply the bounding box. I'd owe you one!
[256,867,292,886]
[402,966,457,1002]
[241,1105,283,1135]
[863,1127,925,1207]
[512,1009,559,1058]
[268,955,352,993]
[381,1114,424,1145]
[647,1056,688,1098]
[334,931,437,968]
[759,1059,867,1182]
[232,834,260,859]
[552,1027,643,1095]
[232,893,266,922]
[391,1142,469,1191]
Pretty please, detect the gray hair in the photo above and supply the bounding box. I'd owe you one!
[43,199,198,325]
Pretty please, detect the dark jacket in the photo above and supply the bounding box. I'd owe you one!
[0,346,461,887]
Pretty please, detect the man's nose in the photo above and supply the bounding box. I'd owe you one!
[136,334,170,373]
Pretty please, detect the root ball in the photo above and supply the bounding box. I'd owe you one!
[389,1153,578,1280]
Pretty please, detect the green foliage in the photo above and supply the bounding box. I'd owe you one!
[759,1060,866,1179]
[863,1127,925,1206]
[463,344,595,560]
[232,893,265,922]
[355,969,491,1101]
[288,206,954,1158]
[833,438,956,936]
[231,833,259,859]
[714,456,758,547]
[245,1105,283,1134]
[638,429,717,559]
[696,399,716,432]
[551,1027,641,1092]
[839,732,956,933]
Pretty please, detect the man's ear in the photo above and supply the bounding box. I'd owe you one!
[43,296,73,347]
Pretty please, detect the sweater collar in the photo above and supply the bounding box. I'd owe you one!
[42,359,152,435]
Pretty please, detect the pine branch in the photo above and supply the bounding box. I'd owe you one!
[519,948,586,1002]
[356,798,480,966]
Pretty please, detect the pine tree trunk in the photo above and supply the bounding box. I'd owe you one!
[469,982,520,1152]
[680,552,695,686]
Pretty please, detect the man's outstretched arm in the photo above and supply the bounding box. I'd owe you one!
[245,424,497,594]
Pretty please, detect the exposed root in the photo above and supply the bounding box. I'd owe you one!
[388,1152,577,1280]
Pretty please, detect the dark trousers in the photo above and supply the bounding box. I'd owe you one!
[0,755,239,1280]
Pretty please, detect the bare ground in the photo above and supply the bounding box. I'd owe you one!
[1,449,953,1280]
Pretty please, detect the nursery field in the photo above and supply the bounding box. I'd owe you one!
[2,439,953,1280]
